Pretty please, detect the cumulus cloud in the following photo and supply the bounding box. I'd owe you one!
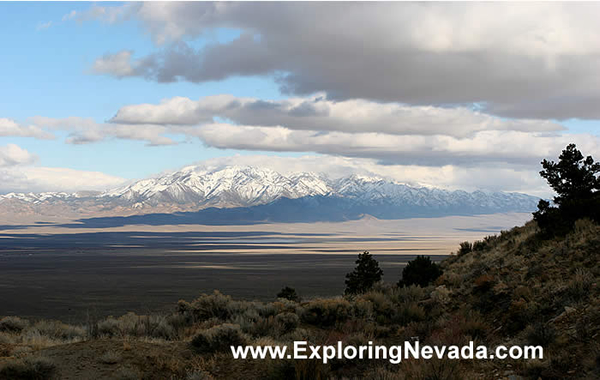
[111,94,564,138]
[12,2,599,196]
[0,145,125,194]
[30,116,176,146]
[88,2,600,119]
[0,118,54,139]
[92,51,138,78]
[191,123,600,167]
[0,166,126,193]
[0,144,38,167]
[184,154,553,197]
[24,94,593,172]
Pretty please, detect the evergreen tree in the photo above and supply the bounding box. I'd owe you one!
[539,144,600,205]
[398,255,442,288]
[534,144,600,235]
[277,286,300,302]
[344,251,383,295]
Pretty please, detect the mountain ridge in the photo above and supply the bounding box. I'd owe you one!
[0,165,540,219]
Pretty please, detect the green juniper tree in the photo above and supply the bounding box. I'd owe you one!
[344,251,383,295]
[534,144,600,235]
[398,255,442,288]
[277,286,300,302]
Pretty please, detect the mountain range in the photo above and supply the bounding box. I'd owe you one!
[0,165,540,223]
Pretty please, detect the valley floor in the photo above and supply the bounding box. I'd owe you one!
[1,216,599,379]
[0,213,531,320]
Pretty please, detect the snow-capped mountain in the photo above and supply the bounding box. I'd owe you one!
[0,165,540,219]
[0,192,73,204]
[102,166,332,208]
[333,174,537,211]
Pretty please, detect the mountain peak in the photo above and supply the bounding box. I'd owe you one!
[0,165,540,218]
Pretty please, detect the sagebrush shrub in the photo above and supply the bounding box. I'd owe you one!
[394,303,426,325]
[360,292,394,321]
[567,268,594,300]
[247,316,278,337]
[460,311,488,340]
[151,318,176,340]
[191,324,247,354]
[472,240,487,252]
[188,291,232,322]
[431,285,452,306]
[255,302,279,318]
[29,320,86,340]
[99,350,121,364]
[186,369,215,380]
[352,298,374,320]
[301,299,352,327]
[401,357,462,380]
[525,322,557,347]
[275,312,300,334]
[0,357,56,380]
[293,358,330,380]
[97,317,122,337]
[473,274,495,292]
[0,316,29,333]
[391,284,428,304]
[114,367,140,380]
[458,241,472,256]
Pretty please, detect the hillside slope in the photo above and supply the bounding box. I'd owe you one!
[1,218,598,379]
[437,218,600,378]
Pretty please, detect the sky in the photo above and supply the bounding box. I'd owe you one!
[1,2,599,197]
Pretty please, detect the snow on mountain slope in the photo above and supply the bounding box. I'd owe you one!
[0,166,540,216]
[101,166,332,207]
[333,175,538,210]
[0,192,72,203]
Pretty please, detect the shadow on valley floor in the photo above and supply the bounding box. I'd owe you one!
[0,231,339,250]
[3,195,537,230]
[57,198,367,228]
[0,249,445,321]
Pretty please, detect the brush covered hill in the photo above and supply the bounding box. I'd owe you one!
[0,218,599,379]
[438,218,600,378]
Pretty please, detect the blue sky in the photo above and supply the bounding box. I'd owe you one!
[0,2,291,179]
[0,2,598,196]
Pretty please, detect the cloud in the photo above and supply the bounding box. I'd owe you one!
[0,144,38,167]
[62,10,77,22]
[36,21,52,31]
[191,123,600,167]
[29,112,584,168]
[0,144,125,193]
[24,95,593,172]
[0,167,126,193]
[0,118,54,139]
[30,116,176,146]
[0,148,550,196]
[182,154,554,197]
[66,4,138,24]
[89,2,600,119]
[91,50,139,78]
[111,94,564,138]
